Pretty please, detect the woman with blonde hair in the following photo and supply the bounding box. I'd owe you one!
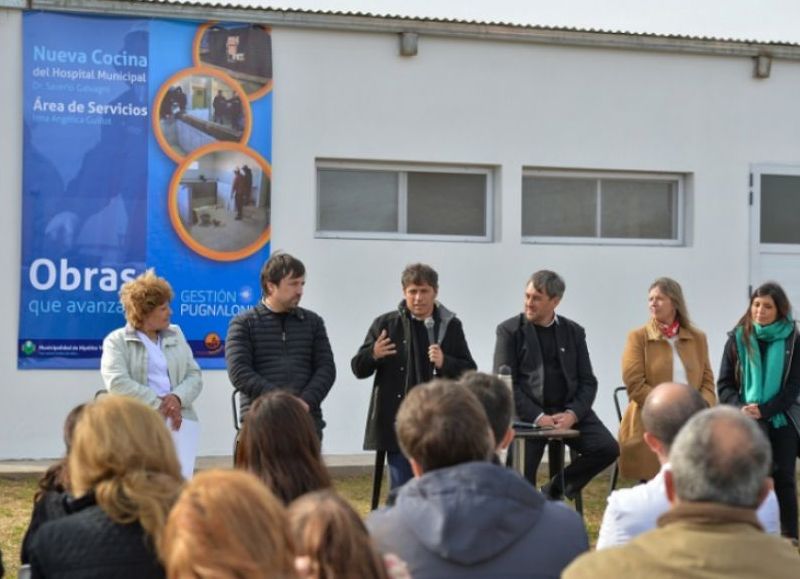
[29,395,183,578]
[619,277,716,480]
[160,469,297,579]
[236,391,332,504]
[289,490,408,579]
[101,269,202,477]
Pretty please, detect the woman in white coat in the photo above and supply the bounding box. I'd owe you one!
[101,269,202,476]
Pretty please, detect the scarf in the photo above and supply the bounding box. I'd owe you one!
[658,319,680,339]
[734,317,794,428]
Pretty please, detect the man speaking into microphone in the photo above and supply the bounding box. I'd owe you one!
[352,263,476,491]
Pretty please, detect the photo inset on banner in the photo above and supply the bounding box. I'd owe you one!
[195,23,273,99]
[154,71,250,162]
[173,147,270,259]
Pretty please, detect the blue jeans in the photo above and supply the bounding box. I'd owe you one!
[387,451,414,490]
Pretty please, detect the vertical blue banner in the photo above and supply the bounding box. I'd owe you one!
[19,12,273,369]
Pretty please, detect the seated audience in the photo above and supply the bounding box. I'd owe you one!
[28,396,183,578]
[21,404,86,564]
[367,380,588,578]
[597,382,780,548]
[289,490,409,579]
[459,370,515,461]
[565,406,800,579]
[160,469,297,578]
[235,390,332,504]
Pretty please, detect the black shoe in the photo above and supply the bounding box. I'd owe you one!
[540,481,564,501]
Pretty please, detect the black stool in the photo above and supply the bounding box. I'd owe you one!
[231,389,243,465]
[546,439,583,515]
[511,428,583,516]
[608,386,628,494]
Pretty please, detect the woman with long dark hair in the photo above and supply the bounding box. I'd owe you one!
[718,281,800,539]
[20,404,86,564]
[235,390,332,504]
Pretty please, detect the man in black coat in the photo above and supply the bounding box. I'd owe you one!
[352,264,476,490]
[226,253,335,438]
[212,90,226,124]
[493,270,618,499]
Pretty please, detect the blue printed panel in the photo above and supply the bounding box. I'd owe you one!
[20,13,273,369]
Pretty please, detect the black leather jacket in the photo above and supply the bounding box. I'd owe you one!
[493,314,598,423]
[352,302,476,451]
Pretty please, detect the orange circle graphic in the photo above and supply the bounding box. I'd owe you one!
[168,142,272,262]
[152,66,253,164]
[193,21,273,102]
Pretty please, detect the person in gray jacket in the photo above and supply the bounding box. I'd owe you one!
[367,380,588,578]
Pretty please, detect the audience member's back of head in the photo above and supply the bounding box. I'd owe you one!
[161,469,297,579]
[22,403,88,563]
[396,379,493,473]
[669,406,771,508]
[289,490,390,579]
[36,403,86,500]
[458,371,513,448]
[641,382,707,450]
[68,395,183,544]
[235,390,332,504]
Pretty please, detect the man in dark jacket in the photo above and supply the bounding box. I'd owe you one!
[226,253,335,438]
[367,380,588,578]
[352,263,476,489]
[493,270,618,498]
[212,90,226,124]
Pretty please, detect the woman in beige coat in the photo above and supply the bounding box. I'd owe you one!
[619,277,716,480]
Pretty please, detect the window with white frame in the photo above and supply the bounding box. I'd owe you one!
[521,170,683,245]
[316,161,492,241]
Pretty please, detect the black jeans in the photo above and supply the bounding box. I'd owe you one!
[523,409,619,496]
[762,421,799,539]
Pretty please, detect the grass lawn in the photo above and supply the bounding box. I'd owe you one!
[0,475,39,578]
[0,469,623,578]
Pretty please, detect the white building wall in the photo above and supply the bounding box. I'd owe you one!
[2,8,800,457]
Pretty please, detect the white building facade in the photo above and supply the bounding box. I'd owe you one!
[2,0,800,459]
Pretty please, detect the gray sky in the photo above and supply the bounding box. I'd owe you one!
[223,0,800,43]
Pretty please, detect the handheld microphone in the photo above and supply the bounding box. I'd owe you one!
[424,317,436,345]
[424,317,437,375]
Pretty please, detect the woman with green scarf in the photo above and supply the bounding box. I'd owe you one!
[718,282,800,540]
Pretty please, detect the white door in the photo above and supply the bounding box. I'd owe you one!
[750,164,800,315]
